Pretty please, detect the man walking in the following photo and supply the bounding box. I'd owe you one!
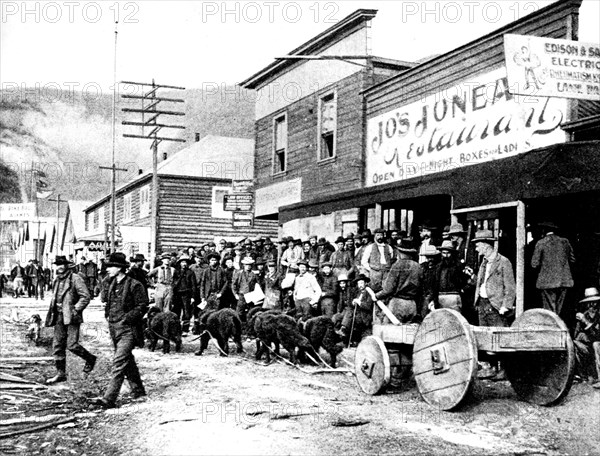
[93,252,147,408]
[44,256,96,384]
[531,221,575,315]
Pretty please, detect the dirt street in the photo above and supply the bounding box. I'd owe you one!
[1,297,599,456]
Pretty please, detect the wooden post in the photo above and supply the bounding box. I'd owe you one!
[516,201,526,316]
[151,137,158,263]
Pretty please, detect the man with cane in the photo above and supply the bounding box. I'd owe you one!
[338,274,375,346]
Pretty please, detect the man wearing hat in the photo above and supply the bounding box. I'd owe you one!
[232,257,258,321]
[28,259,46,300]
[420,245,441,315]
[431,240,466,313]
[574,287,600,388]
[263,260,283,310]
[280,237,304,273]
[173,255,198,335]
[473,229,515,380]
[338,273,376,344]
[307,235,320,265]
[318,261,338,318]
[147,253,176,311]
[44,256,96,384]
[531,222,575,315]
[361,228,396,292]
[330,236,352,277]
[198,252,227,312]
[375,238,422,324]
[93,252,148,408]
[317,238,335,268]
[128,254,150,294]
[293,259,322,321]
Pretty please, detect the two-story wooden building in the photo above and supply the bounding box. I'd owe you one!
[82,135,278,261]
[240,9,414,238]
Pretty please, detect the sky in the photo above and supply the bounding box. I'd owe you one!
[1,0,599,94]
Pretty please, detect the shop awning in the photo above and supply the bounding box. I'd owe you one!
[279,141,600,223]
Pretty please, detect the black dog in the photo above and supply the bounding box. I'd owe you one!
[253,312,314,364]
[195,309,243,356]
[298,316,344,368]
[145,307,182,354]
[26,314,42,345]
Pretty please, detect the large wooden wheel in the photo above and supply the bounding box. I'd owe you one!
[413,309,478,410]
[355,336,391,395]
[504,309,575,406]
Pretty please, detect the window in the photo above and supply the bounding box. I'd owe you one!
[139,185,150,217]
[318,92,337,161]
[212,186,232,219]
[273,114,287,174]
[123,194,132,222]
[93,210,99,230]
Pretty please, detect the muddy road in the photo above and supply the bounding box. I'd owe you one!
[1,298,599,456]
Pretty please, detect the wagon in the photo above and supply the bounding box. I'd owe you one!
[354,308,575,410]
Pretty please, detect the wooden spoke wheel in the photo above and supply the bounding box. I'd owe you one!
[504,309,575,406]
[413,309,478,411]
[355,336,391,395]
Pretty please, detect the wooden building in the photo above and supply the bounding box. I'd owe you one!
[240,9,414,238]
[82,135,278,260]
[243,0,600,316]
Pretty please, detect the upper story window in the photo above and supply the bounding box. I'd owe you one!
[318,92,337,161]
[98,206,104,230]
[139,185,150,217]
[123,194,132,222]
[273,114,287,174]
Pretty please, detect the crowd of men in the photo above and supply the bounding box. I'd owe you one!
[4,219,600,400]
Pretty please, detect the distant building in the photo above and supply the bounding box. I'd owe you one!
[82,135,278,261]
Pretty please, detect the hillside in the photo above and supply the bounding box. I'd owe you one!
[0,86,254,217]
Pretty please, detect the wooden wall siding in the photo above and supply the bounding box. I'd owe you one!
[366,1,581,118]
[254,71,367,201]
[577,100,600,118]
[157,177,278,251]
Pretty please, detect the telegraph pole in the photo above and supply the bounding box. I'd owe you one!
[121,80,185,262]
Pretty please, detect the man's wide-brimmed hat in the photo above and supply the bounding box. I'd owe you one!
[334,236,345,244]
[397,238,417,254]
[105,252,130,268]
[133,253,146,262]
[353,273,370,284]
[176,254,191,265]
[53,255,73,266]
[308,259,319,269]
[439,240,456,252]
[297,259,308,267]
[160,252,171,260]
[337,273,348,282]
[473,229,497,243]
[580,287,600,303]
[538,221,560,231]
[241,257,255,265]
[422,245,441,256]
[317,237,327,246]
[206,252,221,262]
[447,223,466,235]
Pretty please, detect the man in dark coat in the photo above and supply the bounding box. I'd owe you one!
[318,262,338,318]
[531,221,575,315]
[573,287,600,388]
[92,252,147,408]
[375,239,422,324]
[29,259,46,300]
[173,254,198,335]
[44,256,96,384]
[339,273,375,344]
[431,240,467,313]
[127,254,150,294]
[198,253,227,311]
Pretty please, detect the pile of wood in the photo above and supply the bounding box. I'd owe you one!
[0,357,78,440]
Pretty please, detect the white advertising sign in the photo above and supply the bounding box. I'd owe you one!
[0,203,36,221]
[366,67,568,187]
[255,178,302,217]
[504,34,600,101]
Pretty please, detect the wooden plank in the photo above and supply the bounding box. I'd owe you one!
[372,324,418,345]
[0,357,53,363]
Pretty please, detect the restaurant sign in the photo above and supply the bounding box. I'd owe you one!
[366,67,568,187]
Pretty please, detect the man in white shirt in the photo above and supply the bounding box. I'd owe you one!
[293,259,322,321]
[361,228,395,292]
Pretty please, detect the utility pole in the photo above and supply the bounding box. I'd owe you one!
[121,80,185,262]
[48,195,65,256]
[99,164,128,254]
